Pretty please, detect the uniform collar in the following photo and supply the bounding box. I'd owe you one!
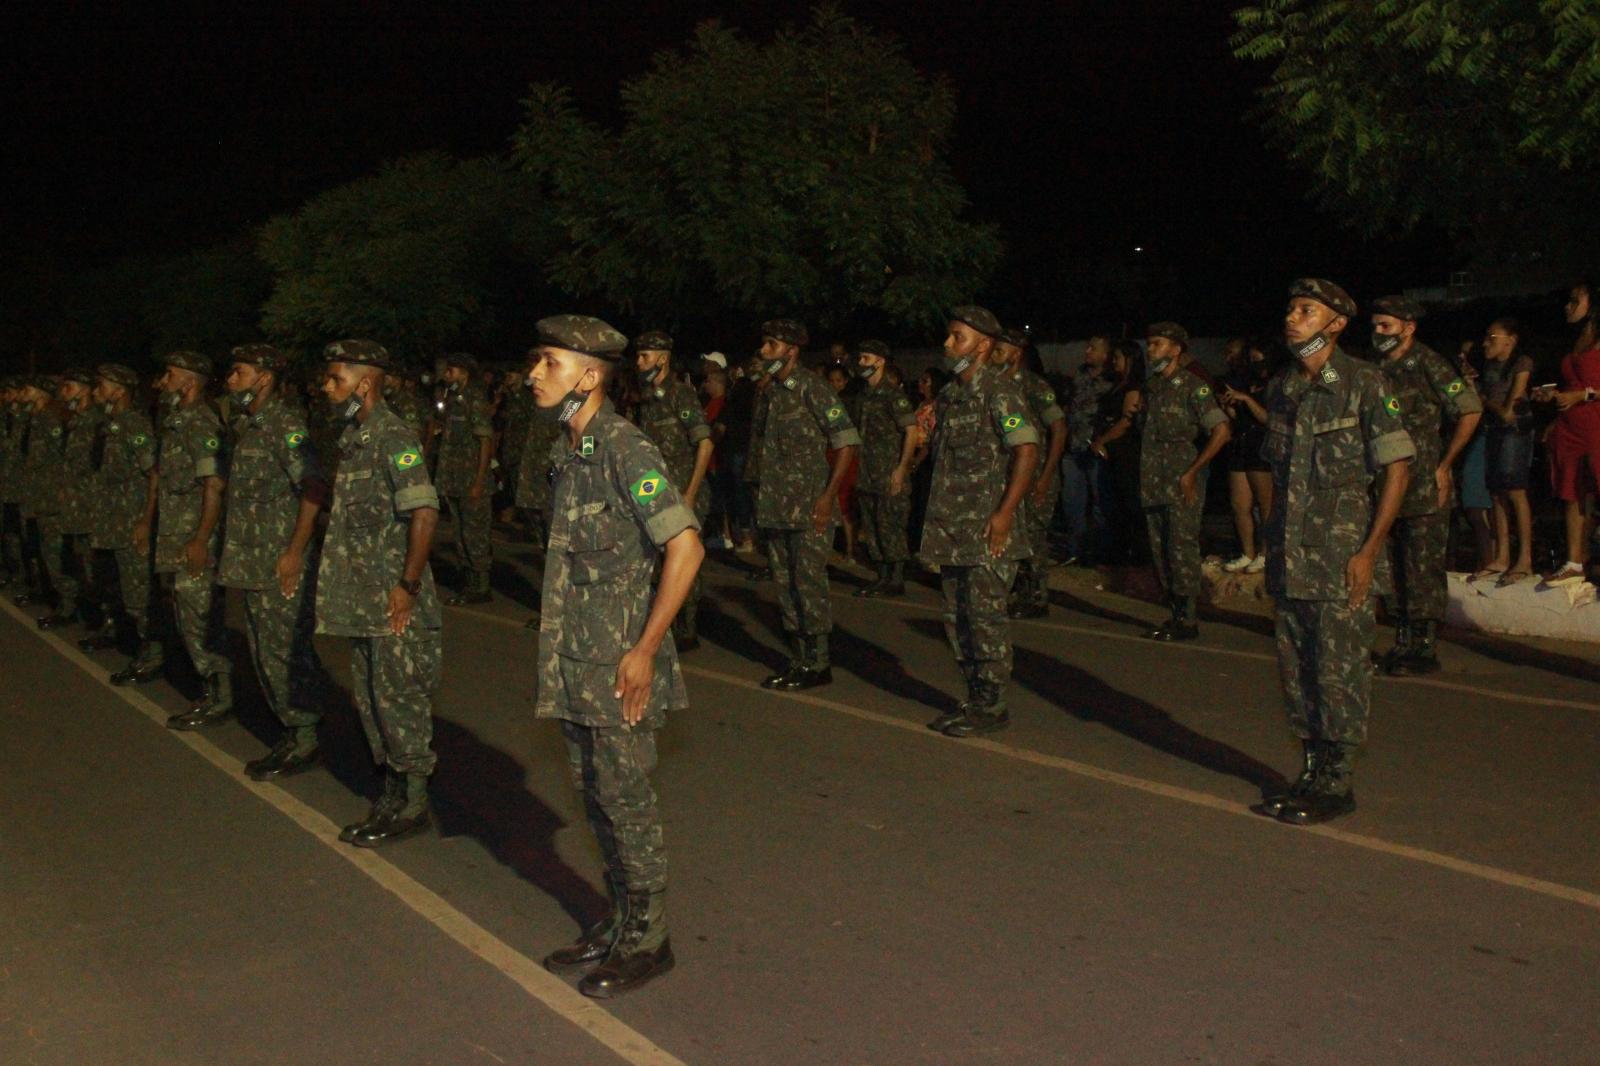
[569,399,615,463]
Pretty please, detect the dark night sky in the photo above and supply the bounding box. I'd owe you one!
[7,0,1455,343]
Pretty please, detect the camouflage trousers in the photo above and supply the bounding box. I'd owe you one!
[109,546,159,657]
[349,626,440,775]
[941,560,1019,696]
[1383,510,1449,624]
[37,517,86,613]
[1274,596,1374,747]
[443,492,493,577]
[765,526,833,665]
[1025,477,1059,565]
[1144,501,1203,598]
[856,490,911,565]
[1,502,21,575]
[669,493,710,643]
[242,579,323,730]
[561,719,666,895]
[163,570,231,679]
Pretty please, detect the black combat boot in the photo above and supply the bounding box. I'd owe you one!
[942,681,1011,737]
[878,560,906,597]
[1277,743,1357,825]
[1144,597,1180,639]
[1389,620,1441,676]
[445,570,493,606]
[578,892,675,998]
[245,727,323,781]
[110,642,165,686]
[929,667,978,732]
[36,602,80,630]
[1376,618,1412,672]
[761,637,808,689]
[544,874,628,973]
[341,770,405,842]
[167,673,234,730]
[1258,740,1323,817]
[777,636,832,690]
[854,564,888,598]
[1149,596,1198,641]
[352,773,432,847]
[1013,563,1048,618]
[77,616,120,652]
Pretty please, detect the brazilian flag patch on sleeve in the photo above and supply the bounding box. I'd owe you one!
[285,430,306,449]
[1384,396,1401,416]
[630,469,665,503]
[391,449,421,470]
[1002,413,1027,432]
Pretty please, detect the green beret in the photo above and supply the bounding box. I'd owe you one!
[857,339,891,359]
[443,352,478,372]
[950,305,1001,338]
[1371,295,1426,322]
[536,315,629,360]
[323,339,392,369]
[1145,321,1190,346]
[97,363,140,390]
[230,343,291,373]
[634,330,674,353]
[761,319,809,348]
[1288,278,1358,320]
[161,350,213,377]
[62,366,97,386]
[997,328,1029,349]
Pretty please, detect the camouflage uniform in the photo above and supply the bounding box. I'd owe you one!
[632,359,711,641]
[1375,339,1482,637]
[219,391,325,733]
[754,360,862,672]
[155,392,230,685]
[1011,366,1066,611]
[854,378,919,568]
[53,387,107,619]
[921,360,1040,714]
[386,376,428,439]
[498,383,535,495]
[516,415,564,543]
[24,402,68,606]
[1263,346,1414,749]
[0,387,24,583]
[433,373,495,592]
[1139,364,1228,600]
[91,373,161,671]
[317,398,442,778]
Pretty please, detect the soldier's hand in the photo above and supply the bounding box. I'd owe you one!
[888,467,907,498]
[275,549,304,599]
[811,495,834,535]
[1346,550,1375,609]
[387,585,414,635]
[1434,464,1452,511]
[183,538,208,577]
[1179,470,1199,506]
[984,509,1014,557]
[613,645,655,726]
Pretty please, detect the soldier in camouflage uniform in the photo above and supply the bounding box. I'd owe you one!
[752,319,861,690]
[152,352,233,727]
[1138,322,1232,641]
[497,361,535,514]
[993,328,1067,618]
[1369,296,1483,676]
[384,357,429,439]
[432,352,496,604]
[922,307,1041,738]
[37,368,107,631]
[0,379,24,589]
[631,330,713,649]
[317,340,443,848]
[92,365,165,685]
[528,314,703,999]
[204,344,332,769]
[18,375,68,613]
[851,340,918,599]
[1260,279,1415,825]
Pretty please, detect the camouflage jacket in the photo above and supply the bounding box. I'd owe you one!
[0,405,22,505]
[754,367,862,529]
[387,382,428,439]
[1014,368,1066,477]
[58,405,108,535]
[1139,364,1228,505]
[921,370,1041,565]
[432,383,493,495]
[154,400,225,573]
[22,408,67,518]
[499,386,535,471]
[537,401,698,728]
[316,401,441,637]
[1376,342,1483,517]
[855,379,918,493]
[1065,367,1113,452]
[219,395,320,590]
[515,415,565,516]
[744,386,771,484]
[633,374,711,505]
[1262,347,1416,601]
[92,406,157,550]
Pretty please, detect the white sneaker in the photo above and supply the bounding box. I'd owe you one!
[1222,554,1252,573]
[1245,555,1266,573]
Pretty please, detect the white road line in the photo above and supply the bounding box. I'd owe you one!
[0,599,686,1066]
[451,603,1600,915]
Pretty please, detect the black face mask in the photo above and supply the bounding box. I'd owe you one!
[944,350,973,376]
[1288,332,1331,361]
[536,377,592,425]
[332,387,365,424]
[640,366,661,384]
[764,358,786,379]
[162,390,183,409]
[234,389,256,410]
[856,363,878,379]
[1371,331,1403,355]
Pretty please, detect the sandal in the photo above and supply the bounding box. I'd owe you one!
[1467,568,1505,583]
[1495,569,1530,588]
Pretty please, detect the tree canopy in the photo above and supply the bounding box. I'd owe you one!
[512,6,999,334]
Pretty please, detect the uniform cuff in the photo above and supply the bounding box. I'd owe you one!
[827,428,863,449]
[1040,404,1066,426]
[1004,426,1041,448]
[394,484,440,512]
[1200,408,1228,432]
[688,424,712,445]
[1369,431,1416,468]
[195,457,220,479]
[645,503,699,547]
[895,411,919,429]
[1454,393,1484,416]
[472,426,494,438]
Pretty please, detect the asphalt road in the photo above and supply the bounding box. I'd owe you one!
[2,539,1598,1065]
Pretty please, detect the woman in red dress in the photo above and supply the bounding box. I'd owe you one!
[1537,280,1600,584]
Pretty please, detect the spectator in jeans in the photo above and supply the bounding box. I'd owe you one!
[1218,339,1276,573]
[715,357,760,552]
[1469,321,1534,584]
[1536,279,1600,585]
[1090,339,1146,564]
[1060,335,1114,564]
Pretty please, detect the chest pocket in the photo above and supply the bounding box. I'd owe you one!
[1310,416,1366,488]
[565,500,625,585]
[337,468,390,526]
[231,447,286,502]
[1263,419,1291,464]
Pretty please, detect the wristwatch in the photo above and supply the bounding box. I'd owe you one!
[398,577,422,596]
